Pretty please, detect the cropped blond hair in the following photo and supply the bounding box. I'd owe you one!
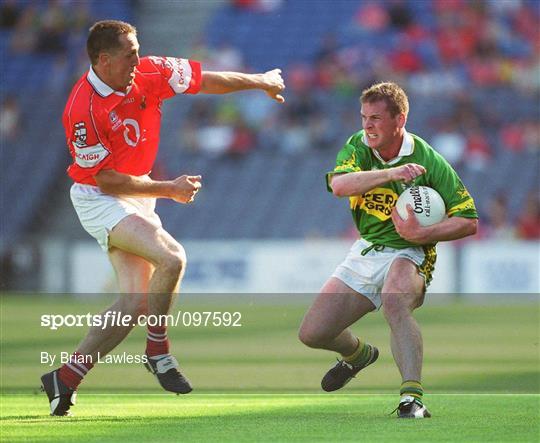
[360,82,409,117]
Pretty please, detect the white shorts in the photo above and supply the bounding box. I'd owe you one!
[332,238,435,309]
[70,182,162,251]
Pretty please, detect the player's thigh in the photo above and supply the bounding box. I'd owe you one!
[108,247,154,295]
[381,258,425,310]
[109,214,185,266]
[300,277,376,339]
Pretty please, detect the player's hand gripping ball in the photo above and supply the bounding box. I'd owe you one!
[396,186,446,227]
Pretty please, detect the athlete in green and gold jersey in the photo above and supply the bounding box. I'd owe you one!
[327,129,477,249]
[299,82,478,419]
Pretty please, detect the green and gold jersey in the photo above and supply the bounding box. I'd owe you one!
[326,129,478,249]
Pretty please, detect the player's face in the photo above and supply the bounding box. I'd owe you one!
[361,100,405,154]
[107,33,140,92]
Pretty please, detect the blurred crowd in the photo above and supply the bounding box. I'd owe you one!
[478,191,540,240]
[0,0,96,94]
[0,0,91,55]
[184,0,539,155]
[1,0,538,241]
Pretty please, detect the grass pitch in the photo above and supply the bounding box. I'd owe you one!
[2,394,539,442]
[1,294,539,441]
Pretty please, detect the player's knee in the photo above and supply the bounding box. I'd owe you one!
[381,293,409,323]
[298,325,329,348]
[298,328,318,348]
[158,245,187,277]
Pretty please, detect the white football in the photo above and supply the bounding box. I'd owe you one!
[396,186,446,227]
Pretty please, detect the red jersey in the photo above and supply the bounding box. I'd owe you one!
[63,56,202,185]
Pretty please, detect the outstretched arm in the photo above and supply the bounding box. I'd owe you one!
[200,69,285,103]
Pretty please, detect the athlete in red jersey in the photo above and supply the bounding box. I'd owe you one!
[64,55,203,185]
[41,20,285,416]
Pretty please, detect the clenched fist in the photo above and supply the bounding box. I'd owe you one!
[170,175,202,204]
[263,69,286,103]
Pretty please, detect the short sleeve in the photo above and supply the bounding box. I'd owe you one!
[325,134,367,192]
[140,56,202,100]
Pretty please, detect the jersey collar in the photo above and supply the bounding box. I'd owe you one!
[363,129,414,166]
[87,66,131,98]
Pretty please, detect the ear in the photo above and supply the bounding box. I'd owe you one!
[98,52,111,67]
[397,113,407,129]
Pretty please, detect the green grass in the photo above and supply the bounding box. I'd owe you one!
[1,394,539,442]
[1,294,539,441]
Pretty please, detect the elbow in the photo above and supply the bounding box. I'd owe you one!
[94,170,119,195]
[96,182,114,194]
[467,218,478,237]
[199,72,212,94]
[94,179,113,194]
[331,183,347,198]
[200,72,227,95]
[330,178,348,197]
